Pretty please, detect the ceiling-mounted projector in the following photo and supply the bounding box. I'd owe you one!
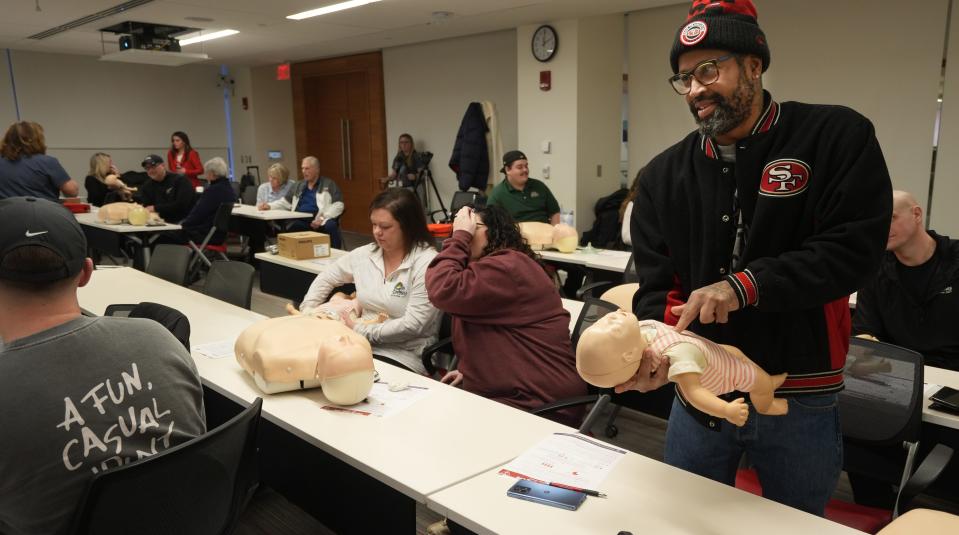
[99,21,209,66]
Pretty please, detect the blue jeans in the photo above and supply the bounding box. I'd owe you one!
[664,393,842,516]
[287,218,342,249]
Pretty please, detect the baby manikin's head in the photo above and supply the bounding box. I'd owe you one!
[575,310,647,387]
[235,315,374,404]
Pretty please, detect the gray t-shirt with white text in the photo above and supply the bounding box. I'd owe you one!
[0,316,206,535]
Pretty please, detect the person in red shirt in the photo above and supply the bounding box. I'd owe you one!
[426,204,586,426]
[166,131,203,188]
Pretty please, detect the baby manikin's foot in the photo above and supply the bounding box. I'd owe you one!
[763,397,788,416]
[771,373,787,389]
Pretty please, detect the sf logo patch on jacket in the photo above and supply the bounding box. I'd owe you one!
[759,159,810,197]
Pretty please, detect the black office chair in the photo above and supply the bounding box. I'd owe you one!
[241,187,258,206]
[736,339,954,533]
[188,202,234,271]
[203,260,256,309]
[104,301,191,350]
[576,252,638,300]
[530,297,621,432]
[147,244,193,286]
[70,398,263,535]
[429,191,486,223]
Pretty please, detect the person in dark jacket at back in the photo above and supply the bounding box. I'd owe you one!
[136,154,195,223]
[854,190,959,371]
[177,157,236,244]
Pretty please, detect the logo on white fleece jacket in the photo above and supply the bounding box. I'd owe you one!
[391,282,408,298]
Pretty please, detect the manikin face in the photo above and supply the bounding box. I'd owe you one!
[371,208,404,254]
[146,163,166,182]
[678,48,758,139]
[315,331,372,380]
[505,159,529,188]
[575,310,646,388]
[470,215,488,260]
[172,136,184,151]
[301,159,320,182]
[887,203,922,251]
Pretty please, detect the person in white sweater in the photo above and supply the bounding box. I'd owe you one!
[621,167,645,247]
[301,188,441,373]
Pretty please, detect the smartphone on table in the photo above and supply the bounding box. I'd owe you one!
[930,386,959,412]
[506,479,586,511]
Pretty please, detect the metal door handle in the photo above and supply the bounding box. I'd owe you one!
[340,119,347,181]
[345,119,353,181]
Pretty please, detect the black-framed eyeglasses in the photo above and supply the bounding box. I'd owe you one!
[668,54,734,95]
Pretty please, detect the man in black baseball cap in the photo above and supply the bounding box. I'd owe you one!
[0,196,89,287]
[0,196,207,534]
[135,152,195,223]
[487,149,560,225]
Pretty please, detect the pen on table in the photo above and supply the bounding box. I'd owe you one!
[548,482,606,498]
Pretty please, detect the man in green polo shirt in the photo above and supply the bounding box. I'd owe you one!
[487,150,561,224]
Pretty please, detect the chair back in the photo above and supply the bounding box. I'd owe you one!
[570,297,620,351]
[71,398,262,535]
[451,191,485,212]
[241,187,257,206]
[147,244,192,286]
[230,181,241,199]
[203,260,255,309]
[841,338,924,446]
[623,253,638,284]
[214,202,235,234]
[104,302,191,350]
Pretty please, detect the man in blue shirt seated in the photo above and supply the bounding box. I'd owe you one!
[263,156,344,248]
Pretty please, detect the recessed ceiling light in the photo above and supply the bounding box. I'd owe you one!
[287,0,381,21]
[179,29,238,46]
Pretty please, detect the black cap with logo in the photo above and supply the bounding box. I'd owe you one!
[0,197,87,282]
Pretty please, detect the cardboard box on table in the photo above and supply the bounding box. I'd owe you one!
[278,231,331,259]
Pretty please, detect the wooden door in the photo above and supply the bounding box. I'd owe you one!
[292,53,387,233]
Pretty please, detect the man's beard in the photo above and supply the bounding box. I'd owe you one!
[689,72,757,138]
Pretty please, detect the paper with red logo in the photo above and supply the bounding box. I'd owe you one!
[498,432,626,489]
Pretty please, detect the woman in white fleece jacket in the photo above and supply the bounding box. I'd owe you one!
[301,188,441,373]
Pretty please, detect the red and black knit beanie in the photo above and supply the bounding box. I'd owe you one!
[669,0,770,74]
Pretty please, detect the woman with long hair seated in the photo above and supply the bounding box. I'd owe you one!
[85,152,133,206]
[300,188,441,373]
[425,205,587,426]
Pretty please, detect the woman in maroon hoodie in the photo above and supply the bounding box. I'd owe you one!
[425,204,586,426]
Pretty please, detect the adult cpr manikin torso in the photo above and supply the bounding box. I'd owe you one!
[235,315,375,405]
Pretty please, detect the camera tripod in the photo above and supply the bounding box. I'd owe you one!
[412,166,449,221]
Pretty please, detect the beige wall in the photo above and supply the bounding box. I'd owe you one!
[518,20,580,223]
[0,50,255,196]
[249,64,297,185]
[576,15,626,229]
[628,0,946,209]
[383,30,518,213]
[930,1,959,235]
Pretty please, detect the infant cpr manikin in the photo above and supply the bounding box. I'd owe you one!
[235,315,375,405]
[576,310,788,427]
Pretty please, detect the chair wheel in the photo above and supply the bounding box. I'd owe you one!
[605,425,618,438]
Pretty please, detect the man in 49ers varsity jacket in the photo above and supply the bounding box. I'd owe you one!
[622,0,892,517]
